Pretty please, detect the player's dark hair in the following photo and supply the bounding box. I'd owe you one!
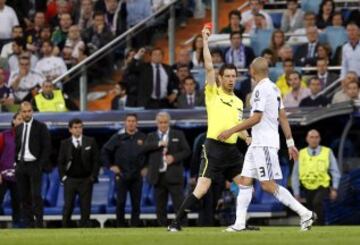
[219,64,237,76]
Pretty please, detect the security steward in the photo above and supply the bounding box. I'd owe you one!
[101,113,146,227]
[32,80,77,112]
[291,129,341,225]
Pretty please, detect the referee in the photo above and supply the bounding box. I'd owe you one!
[168,27,252,232]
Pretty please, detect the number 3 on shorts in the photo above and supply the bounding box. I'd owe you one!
[259,167,266,177]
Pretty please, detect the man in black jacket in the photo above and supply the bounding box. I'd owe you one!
[58,118,100,227]
[143,112,191,226]
[300,77,329,107]
[15,101,51,228]
[101,113,146,227]
[127,47,180,109]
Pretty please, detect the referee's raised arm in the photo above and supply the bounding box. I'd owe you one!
[202,27,216,86]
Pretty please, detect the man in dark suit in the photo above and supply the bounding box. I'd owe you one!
[300,77,329,107]
[176,76,204,109]
[58,118,100,227]
[143,112,191,226]
[294,26,320,66]
[224,31,255,68]
[111,83,137,110]
[15,101,51,228]
[127,47,180,109]
[101,113,146,227]
[316,58,339,88]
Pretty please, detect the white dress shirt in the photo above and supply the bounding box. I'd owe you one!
[340,41,360,78]
[0,5,19,39]
[72,136,82,148]
[18,118,36,161]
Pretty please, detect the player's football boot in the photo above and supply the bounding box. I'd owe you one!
[300,212,317,231]
[167,220,182,232]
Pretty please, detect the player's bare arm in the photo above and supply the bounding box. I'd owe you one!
[217,112,262,141]
[202,27,216,87]
[279,108,299,161]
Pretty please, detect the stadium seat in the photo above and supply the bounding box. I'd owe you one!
[251,29,273,56]
[269,12,283,29]
[44,168,60,206]
[301,0,321,14]
[324,26,348,55]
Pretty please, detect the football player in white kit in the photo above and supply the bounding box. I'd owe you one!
[218,57,316,231]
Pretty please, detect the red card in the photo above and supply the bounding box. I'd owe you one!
[204,22,213,30]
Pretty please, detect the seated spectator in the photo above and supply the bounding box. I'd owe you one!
[176,76,204,109]
[291,129,340,225]
[294,26,320,66]
[278,45,294,63]
[224,31,255,68]
[269,30,285,62]
[176,64,191,91]
[240,0,273,34]
[0,1,19,49]
[9,56,45,103]
[211,48,224,68]
[346,8,360,27]
[276,59,307,96]
[316,58,338,88]
[127,47,179,109]
[82,12,114,54]
[34,41,67,83]
[1,26,23,59]
[111,82,136,110]
[76,0,94,30]
[331,11,344,27]
[332,71,358,104]
[32,80,77,112]
[283,71,311,108]
[281,0,304,33]
[126,0,152,28]
[316,43,332,63]
[49,0,72,28]
[344,80,360,101]
[103,0,127,36]
[299,77,329,107]
[61,45,76,69]
[65,25,85,61]
[26,12,46,52]
[250,13,268,34]
[0,67,14,111]
[191,35,204,68]
[32,25,53,56]
[51,13,73,50]
[340,22,360,79]
[220,10,245,34]
[316,0,335,30]
[288,12,316,43]
[172,48,193,70]
[8,38,38,72]
[261,48,275,67]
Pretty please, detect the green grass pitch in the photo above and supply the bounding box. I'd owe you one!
[1,227,360,245]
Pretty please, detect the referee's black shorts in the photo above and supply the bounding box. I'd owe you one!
[198,138,244,181]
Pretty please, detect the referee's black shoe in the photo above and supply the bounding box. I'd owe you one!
[167,220,182,232]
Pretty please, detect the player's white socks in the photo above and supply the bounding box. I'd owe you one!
[274,185,310,217]
[233,185,253,230]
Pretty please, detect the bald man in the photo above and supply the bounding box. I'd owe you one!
[291,130,340,225]
[15,102,51,228]
[218,57,316,231]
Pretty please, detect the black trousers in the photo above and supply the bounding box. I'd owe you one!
[116,176,142,227]
[305,187,329,225]
[154,173,184,226]
[15,162,43,228]
[0,179,20,224]
[62,177,93,228]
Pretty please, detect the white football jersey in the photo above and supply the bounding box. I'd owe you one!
[250,78,284,149]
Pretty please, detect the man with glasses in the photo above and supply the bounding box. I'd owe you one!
[9,56,45,103]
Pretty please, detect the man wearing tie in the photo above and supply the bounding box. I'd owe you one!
[176,76,205,109]
[15,102,51,228]
[58,118,100,227]
[294,26,320,66]
[127,47,180,109]
[316,58,338,88]
[143,112,191,226]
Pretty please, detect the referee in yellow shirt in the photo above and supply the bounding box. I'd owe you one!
[168,27,253,232]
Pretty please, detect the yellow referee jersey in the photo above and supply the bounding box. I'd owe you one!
[205,83,244,144]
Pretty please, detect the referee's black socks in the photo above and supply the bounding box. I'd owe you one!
[175,193,199,222]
